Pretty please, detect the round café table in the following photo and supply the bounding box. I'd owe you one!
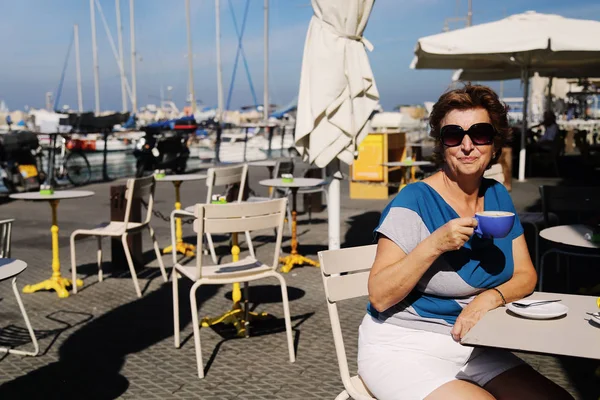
[10,190,95,298]
[539,224,600,291]
[155,174,207,257]
[259,178,325,273]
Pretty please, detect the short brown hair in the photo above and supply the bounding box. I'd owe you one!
[429,83,511,166]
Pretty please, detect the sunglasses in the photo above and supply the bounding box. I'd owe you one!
[440,123,496,147]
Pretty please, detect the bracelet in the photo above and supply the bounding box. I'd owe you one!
[492,287,506,305]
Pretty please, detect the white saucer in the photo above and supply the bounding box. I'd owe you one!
[506,301,569,320]
[590,314,600,326]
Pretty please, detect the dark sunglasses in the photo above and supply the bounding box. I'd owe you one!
[440,123,496,147]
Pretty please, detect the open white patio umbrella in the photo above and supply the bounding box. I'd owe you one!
[295,0,379,250]
[411,11,600,181]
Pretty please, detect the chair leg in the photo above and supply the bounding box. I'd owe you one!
[148,225,168,282]
[97,237,103,282]
[205,233,218,264]
[122,233,142,298]
[245,231,255,259]
[172,269,180,348]
[272,272,295,363]
[0,278,40,356]
[243,282,250,338]
[70,233,79,294]
[189,281,205,378]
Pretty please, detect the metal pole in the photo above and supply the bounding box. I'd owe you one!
[185,0,196,114]
[90,0,101,114]
[74,24,84,112]
[518,68,530,182]
[130,0,137,113]
[215,0,223,162]
[547,76,554,112]
[467,0,472,26]
[215,0,224,121]
[116,0,127,112]
[263,0,269,123]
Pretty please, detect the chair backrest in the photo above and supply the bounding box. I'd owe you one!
[192,198,287,279]
[274,159,294,178]
[205,164,248,204]
[318,245,377,400]
[123,175,156,228]
[0,219,14,258]
[540,185,600,226]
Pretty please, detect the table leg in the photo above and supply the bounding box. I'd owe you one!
[267,166,275,196]
[200,232,269,337]
[163,181,196,257]
[279,188,320,273]
[22,200,83,298]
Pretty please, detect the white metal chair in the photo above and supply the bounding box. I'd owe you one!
[70,176,168,298]
[182,164,255,263]
[0,219,39,357]
[319,245,377,400]
[248,159,294,235]
[172,199,295,379]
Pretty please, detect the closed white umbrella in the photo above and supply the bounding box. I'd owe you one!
[295,0,379,250]
[411,11,600,182]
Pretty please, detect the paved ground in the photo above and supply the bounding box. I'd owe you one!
[0,163,598,399]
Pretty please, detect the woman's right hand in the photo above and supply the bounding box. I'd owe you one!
[430,217,478,254]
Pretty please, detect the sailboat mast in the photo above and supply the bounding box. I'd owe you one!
[130,0,138,113]
[90,0,101,114]
[74,24,84,112]
[116,0,127,112]
[185,0,197,114]
[215,0,224,122]
[263,0,269,123]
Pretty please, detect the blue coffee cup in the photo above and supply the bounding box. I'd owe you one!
[474,211,515,239]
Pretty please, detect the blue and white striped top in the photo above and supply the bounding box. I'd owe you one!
[368,179,523,335]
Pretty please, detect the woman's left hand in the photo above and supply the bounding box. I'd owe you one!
[451,290,500,342]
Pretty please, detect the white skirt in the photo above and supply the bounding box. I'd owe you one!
[357,314,523,400]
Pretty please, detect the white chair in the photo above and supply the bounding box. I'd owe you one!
[0,219,39,357]
[171,199,295,379]
[182,164,255,263]
[319,245,377,400]
[248,159,294,235]
[70,176,168,298]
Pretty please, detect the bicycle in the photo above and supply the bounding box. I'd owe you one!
[35,135,92,187]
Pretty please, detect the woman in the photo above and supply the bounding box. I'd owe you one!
[358,85,573,400]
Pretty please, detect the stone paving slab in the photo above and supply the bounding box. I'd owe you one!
[0,165,597,399]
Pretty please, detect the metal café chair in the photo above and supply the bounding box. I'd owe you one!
[0,219,39,357]
[70,176,168,298]
[319,245,377,400]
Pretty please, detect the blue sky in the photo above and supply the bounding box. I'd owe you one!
[2,0,600,112]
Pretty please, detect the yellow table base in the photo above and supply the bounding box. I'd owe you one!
[280,254,320,274]
[163,181,196,257]
[201,302,269,338]
[163,242,196,257]
[23,276,83,299]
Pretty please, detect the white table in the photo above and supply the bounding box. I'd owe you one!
[383,160,434,187]
[259,178,325,273]
[462,292,600,360]
[10,190,95,298]
[155,174,207,256]
[538,224,600,291]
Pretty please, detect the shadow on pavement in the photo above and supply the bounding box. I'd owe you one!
[0,281,218,400]
[343,211,381,248]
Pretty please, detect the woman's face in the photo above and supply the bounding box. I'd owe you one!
[440,107,495,178]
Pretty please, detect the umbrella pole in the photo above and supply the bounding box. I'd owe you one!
[328,160,342,250]
[518,68,530,182]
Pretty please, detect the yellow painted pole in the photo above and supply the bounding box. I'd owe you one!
[50,200,61,279]
[231,232,241,304]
